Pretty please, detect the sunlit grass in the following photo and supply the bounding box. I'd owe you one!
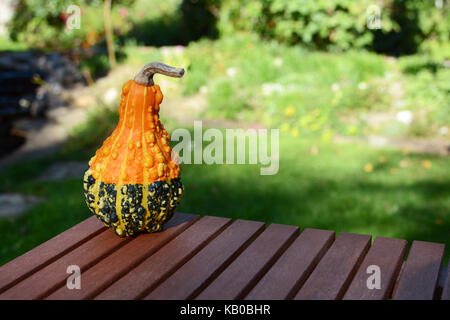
[0,35,29,51]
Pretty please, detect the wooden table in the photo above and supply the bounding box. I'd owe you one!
[0,213,448,300]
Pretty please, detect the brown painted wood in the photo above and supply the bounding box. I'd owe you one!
[94,215,232,300]
[0,228,130,300]
[294,232,371,300]
[45,213,199,300]
[441,266,450,300]
[343,237,407,300]
[393,240,445,300]
[0,216,105,294]
[145,219,265,300]
[195,223,300,300]
[245,228,335,300]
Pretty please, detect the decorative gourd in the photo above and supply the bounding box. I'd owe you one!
[83,62,185,237]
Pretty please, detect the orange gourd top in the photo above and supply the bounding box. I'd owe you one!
[88,80,180,185]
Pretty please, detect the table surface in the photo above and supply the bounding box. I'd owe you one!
[0,213,448,300]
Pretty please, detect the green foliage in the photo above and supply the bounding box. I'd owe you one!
[179,0,219,41]
[216,0,449,56]
[170,35,446,139]
[109,35,448,139]
[372,0,450,56]
[180,35,388,136]
[217,0,394,51]
[9,0,134,52]
[121,0,219,46]
[0,35,29,51]
[398,56,450,137]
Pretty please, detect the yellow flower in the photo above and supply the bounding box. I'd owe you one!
[290,127,299,137]
[378,156,387,163]
[435,218,443,225]
[401,148,409,155]
[364,163,373,173]
[285,106,295,117]
[421,160,432,169]
[390,168,398,174]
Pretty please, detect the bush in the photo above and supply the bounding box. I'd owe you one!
[216,0,449,56]
[9,0,133,52]
[372,0,450,56]
[217,0,395,51]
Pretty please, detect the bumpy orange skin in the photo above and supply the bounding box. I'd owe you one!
[83,80,183,237]
[89,81,180,183]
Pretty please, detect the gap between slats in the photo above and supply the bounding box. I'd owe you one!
[194,223,300,300]
[244,228,336,300]
[342,237,407,300]
[45,213,200,299]
[0,228,132,300]
[392,240,445,300]
[145,219,266,300]
[1,213,197,300]
[135,217,233,300]
[0,216,106,294]
[4,213,447,301]
[92,216,233,300]
[440,265,449,300]
[293,232,372,300]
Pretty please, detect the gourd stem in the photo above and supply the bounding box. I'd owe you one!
[134,62,185,86]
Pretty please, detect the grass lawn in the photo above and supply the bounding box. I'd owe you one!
[0,36,29,51]
[120,34,449,139]
[1,128,449,266]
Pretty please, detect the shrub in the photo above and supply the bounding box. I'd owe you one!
[217,0,395,51]
[215,0,449,56]
[8,0,133,52]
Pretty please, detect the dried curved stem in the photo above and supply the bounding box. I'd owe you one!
[134,62,185,86]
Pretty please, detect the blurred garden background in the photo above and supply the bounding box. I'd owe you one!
[0,0,449,265]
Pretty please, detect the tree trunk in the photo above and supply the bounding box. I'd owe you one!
[104,0,117,69]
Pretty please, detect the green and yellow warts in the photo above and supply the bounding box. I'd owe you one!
[83,170,183,237]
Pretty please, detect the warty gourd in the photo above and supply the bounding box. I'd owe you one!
[83,62,185,237]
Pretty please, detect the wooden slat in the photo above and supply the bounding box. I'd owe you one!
[393,240,445,300]
[145,219,265,300]
[0,216,104,294]
[94,215,232,300]
[343,237,407,300]
[245,228,334,300]
[45,213,199,300]
[294,232,371,300]
[0,228,130,300]
[442,266,450,300]
[195,223,299,300]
